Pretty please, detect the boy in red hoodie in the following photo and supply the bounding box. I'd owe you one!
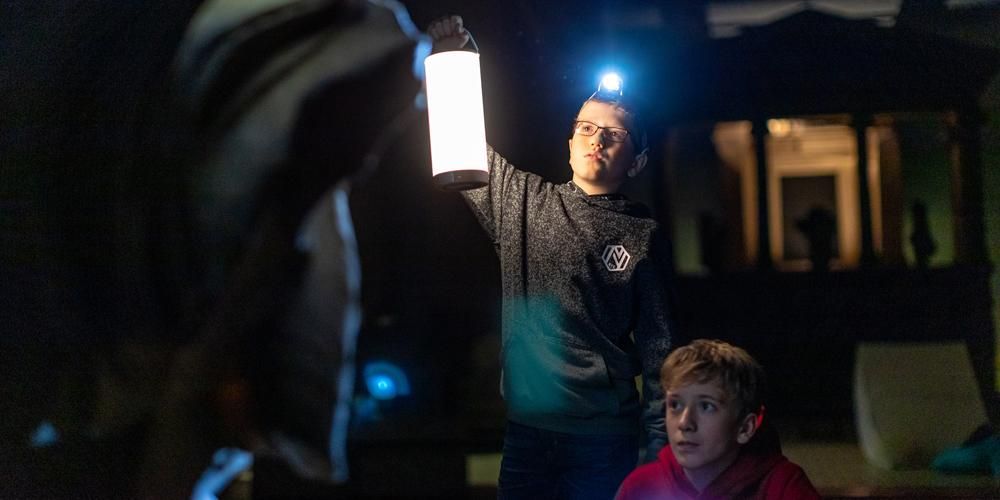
[615,340,820,500]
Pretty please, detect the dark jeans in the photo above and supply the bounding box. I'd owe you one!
[498,421,639,500]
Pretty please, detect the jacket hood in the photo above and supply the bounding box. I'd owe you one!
[659,422,786,499]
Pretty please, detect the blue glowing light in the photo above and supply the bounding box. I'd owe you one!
[369,375,397,399]
[363,361,411,401]
[191,447,254,500]
[29,420,59,448]
[600,72,623,92]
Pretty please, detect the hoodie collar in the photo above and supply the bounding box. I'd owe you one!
[563,181,645,214]
[658,424,787,499]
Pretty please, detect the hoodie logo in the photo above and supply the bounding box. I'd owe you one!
[602,245,630,272]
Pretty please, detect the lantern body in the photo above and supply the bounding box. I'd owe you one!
[424,51,489,190]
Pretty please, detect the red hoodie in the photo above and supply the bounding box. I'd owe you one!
[615,425,820,500]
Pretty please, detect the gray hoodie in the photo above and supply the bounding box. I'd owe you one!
[463,148,672,455]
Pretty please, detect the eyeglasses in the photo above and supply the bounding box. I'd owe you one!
[572,121,631,143]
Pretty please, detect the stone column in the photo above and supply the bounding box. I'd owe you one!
[752,118,772,270]
[874,115,905,266]
[854,113,877,265]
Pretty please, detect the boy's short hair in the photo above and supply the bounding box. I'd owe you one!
[574,95,648,151]
[660,339,766,418]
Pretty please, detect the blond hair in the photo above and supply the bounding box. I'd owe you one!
[660,339,766,417]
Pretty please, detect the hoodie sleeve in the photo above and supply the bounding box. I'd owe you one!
[460,146,525,246]
[635,228,677,462]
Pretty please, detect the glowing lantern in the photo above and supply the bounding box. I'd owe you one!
[423,50,489,190]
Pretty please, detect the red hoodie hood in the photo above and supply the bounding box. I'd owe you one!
[617,423,820,500]
[658,423,787,499]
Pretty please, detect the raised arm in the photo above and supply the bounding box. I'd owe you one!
[425,15,531,245]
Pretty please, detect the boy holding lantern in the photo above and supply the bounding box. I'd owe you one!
[429,16,675,499]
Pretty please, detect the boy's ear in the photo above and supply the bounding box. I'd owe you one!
[627,148,649,178]
[735,411,760,445]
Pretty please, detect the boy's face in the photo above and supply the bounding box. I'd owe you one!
[567,100,637,195]
[665,379,756,488]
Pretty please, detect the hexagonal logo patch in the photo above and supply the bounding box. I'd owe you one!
[602,245,630,272]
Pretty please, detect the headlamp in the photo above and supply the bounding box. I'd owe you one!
[592,72,624,100]
[587,71,646,150]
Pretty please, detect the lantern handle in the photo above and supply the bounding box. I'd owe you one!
[465,31,480,54]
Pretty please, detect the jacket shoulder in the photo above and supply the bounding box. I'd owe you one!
[760,461,821,500]
[615,461,675,500]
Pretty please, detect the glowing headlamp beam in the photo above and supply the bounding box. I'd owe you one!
[599,72,623,95]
